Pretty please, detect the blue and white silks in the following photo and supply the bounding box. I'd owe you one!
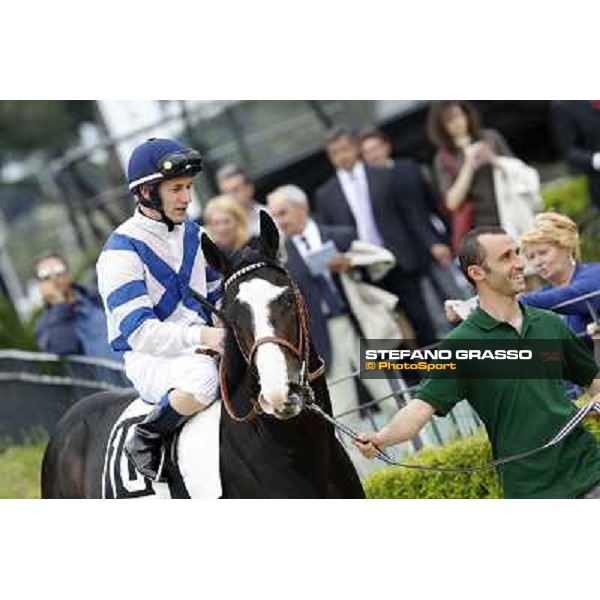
[97,211,222,358]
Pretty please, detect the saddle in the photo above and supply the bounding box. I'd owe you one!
[102,398,222,499]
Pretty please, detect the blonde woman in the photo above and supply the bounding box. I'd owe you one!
[446,213,600,340]
[203,194,250,254]
[519,213,600,340]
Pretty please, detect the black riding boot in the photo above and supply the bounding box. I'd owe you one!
[125,400,188,482]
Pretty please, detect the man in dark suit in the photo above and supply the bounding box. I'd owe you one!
[267,184,398,476]
[359,126,466,304]
[314,126,440,347]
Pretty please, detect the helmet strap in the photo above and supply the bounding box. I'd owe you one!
[159,208,177,232]
[137,184,177,232]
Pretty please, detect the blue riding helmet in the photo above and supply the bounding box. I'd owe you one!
[127,138,203,229]
[127,138,203,192]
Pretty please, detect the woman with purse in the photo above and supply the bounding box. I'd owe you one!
[427,101,514,254]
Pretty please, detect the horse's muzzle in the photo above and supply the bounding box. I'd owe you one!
[260,382,310,420]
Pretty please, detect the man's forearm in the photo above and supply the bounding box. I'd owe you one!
[375,399,435,448]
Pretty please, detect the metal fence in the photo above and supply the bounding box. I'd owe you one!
[327,361,482,460]
[0,350,129,443]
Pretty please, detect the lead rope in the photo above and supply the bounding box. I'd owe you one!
[306,399,600,473]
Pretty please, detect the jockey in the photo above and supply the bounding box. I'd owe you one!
[96,138,225,481]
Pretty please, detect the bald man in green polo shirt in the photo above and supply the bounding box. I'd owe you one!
[355,227,600,499]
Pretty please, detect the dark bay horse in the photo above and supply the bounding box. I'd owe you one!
[41,212,364,498]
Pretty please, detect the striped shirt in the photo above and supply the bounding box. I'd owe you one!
[96,211,222,357]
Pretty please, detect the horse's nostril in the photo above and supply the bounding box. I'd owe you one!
[288,392,303,406]
[274,403,302,420]
[288,383,307,402]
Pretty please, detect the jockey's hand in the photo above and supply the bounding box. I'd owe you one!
[352,432,381,460]
[199,326,225,355]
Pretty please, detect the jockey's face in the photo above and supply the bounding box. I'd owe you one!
[158,175,194,223]
[469,234,526,297]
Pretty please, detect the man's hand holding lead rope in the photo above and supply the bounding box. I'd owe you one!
[353,400,436,460]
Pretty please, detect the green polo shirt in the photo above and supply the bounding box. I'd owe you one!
[417,303,600,498]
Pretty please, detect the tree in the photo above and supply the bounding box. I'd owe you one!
[0,293,37,351]
[0,101,127,251]
[0,101,95,165]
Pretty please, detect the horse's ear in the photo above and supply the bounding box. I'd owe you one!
[259,210,280,260]
[201,233,232,274]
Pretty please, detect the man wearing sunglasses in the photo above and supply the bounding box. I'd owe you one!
[96,138,226,482]
[33,253,116,361]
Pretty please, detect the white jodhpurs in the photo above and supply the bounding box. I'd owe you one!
[123,349,220,406]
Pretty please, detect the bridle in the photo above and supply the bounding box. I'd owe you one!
[211,261,324,423]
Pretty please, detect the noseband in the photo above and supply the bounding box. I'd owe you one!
[219,262,324,423]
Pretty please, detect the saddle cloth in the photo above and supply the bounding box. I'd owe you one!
[102,398,222,499]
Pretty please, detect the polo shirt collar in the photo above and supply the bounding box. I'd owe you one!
[470,301,541,332]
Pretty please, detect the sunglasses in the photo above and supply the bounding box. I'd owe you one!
[37,265,67,281]
[158,149,203,178]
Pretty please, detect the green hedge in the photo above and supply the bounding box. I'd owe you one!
[541,175,590,219]
[364,434,502,499]
[540,175,600,261]
[364,413,600,499]
[583,410,600,440]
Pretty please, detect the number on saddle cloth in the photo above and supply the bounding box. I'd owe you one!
[102,398,222,499]
[102,399,189,499]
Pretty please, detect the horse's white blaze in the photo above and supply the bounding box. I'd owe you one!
[237,279,289,413]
